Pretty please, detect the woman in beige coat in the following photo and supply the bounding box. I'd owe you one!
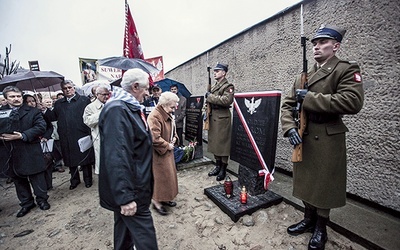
[147,91,179,215]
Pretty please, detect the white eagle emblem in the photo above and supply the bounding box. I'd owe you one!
[244,97,262,115]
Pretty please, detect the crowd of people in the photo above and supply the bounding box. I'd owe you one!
[0,24,364,250]
[0,67,188,249]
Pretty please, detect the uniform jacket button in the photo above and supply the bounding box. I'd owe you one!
[314,135,319,140]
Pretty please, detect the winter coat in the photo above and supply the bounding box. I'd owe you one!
[0,104,46,177]
[98,100,154,212]
[47,94,94,167]
[207,78,234,156]
[83,98,104,174]
[147,104,178,202]
[281,56,364,209]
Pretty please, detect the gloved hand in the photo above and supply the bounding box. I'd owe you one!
[287,128,302,145]
[295,89,308,103]
[205,92,211,99]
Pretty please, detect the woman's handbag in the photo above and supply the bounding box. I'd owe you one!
[174,146,184,163]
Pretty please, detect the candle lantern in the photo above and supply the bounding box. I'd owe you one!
[224,176,233,198]
[240,186,248,204]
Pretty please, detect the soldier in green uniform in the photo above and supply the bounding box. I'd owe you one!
[206,63,235,181]
[281,25,364,250]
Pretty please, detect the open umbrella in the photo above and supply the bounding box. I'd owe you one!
[79,79,112,97]
[0,70,64,92]
[155,78,191,98]
[98,56,160,76]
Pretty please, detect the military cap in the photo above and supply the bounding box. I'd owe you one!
[311,24,346,43]
[213,63,228,72]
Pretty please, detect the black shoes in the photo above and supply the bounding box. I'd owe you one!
[16,204,36,218]
[38,201,51,210]
[152,204,168,216]
[216,163,228,181]
[308,216,329,250]
[208,166,221,176]
[161,201,177,207]
[288,207,317,236]
[287,218,316,236]
[85,183,92,188]
[69,182,81,190]
[208,160,221,176]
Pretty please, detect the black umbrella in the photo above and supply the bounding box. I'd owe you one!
[98,56,160,76]
[0,70,64,92]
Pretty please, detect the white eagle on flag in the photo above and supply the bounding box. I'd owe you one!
[244,97,262,115]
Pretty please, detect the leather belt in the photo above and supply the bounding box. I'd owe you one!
[308,113,338,123]
[211,104,230,110]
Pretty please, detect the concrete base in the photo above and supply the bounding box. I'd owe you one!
[177,156,213,171]
[204,180,283,222]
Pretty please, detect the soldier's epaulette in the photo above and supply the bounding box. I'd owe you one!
[341,60,358,65]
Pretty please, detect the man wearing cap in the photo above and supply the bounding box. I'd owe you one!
[281,25,364,250]
[143,84,162,117]
[206,63,234,181]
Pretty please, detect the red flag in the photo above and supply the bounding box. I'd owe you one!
[123,1,144,59]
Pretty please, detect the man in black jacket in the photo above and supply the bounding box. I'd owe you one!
[1,86,50,217]
[45,80,94,190]
[99,68,158,250]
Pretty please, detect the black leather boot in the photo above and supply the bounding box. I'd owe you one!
[216,163,227,181]
[287,207,317,236]
[308,216,328,250]
[208,160,221,176]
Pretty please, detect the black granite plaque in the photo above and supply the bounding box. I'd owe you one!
[230,91,281,173]
[185,96,204,145]
[204,180,283,222]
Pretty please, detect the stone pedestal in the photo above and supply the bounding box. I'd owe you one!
[193,144,203,159]
[238,164,265,196]
[204,180,282,222]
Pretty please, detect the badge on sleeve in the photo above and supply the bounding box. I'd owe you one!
[354,72,362,82]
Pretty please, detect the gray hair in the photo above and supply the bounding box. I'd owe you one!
[120,68,149,92]
[95,83,111,94]
[60,79,75,88]
[2,86,22,98]
[158,91,179,106]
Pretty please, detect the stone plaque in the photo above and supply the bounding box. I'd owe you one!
[230,91,281,173]
[185,95,204,145]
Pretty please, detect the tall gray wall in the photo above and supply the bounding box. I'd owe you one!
[165,0,400,212]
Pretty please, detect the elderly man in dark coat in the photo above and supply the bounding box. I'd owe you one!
[206,63,235,181]
[46,80,94,190]
[98,69,158,249]
[281,25,364,250]
[0,86,50,217]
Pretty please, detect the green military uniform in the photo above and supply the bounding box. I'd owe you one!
[207,78,235,157]
[281,55,364,209]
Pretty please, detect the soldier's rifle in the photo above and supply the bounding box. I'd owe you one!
[203,57,211,130]
[292,4,308,162]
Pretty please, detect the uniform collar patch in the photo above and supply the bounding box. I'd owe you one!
[354,72,362,82]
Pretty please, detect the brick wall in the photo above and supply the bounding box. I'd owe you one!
[165,0,400,212]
